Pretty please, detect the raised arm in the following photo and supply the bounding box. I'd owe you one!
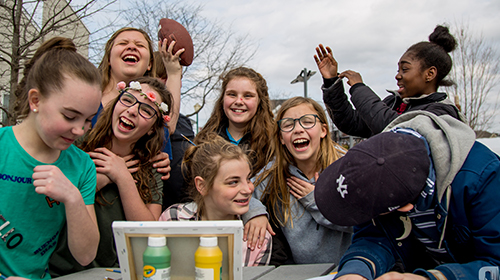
[314,44,373,138]
[159,39,184,134]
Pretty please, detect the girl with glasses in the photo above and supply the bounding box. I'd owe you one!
[96,27,183,180]
[243,96,352,265]
[49,77,172,273]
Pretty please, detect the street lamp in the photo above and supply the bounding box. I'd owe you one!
[290,68,316,98]
[194,103,201,133]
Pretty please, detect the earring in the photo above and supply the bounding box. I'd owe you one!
[32,108,38,113]
[82,126,85,130]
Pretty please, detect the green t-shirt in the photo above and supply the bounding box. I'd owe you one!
[0,126,96,279]
[49,165,163,277]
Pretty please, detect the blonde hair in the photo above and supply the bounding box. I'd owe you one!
[183,134,251,218]
[256,97,344,227]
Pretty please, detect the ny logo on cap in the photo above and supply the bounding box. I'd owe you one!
[336,174,348,198]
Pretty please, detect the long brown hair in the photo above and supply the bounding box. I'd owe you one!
[183,134,251,218]
[14,37,101,121]
[80,77,171,203]
[98,27,156,91]
[195,67,274,174]
[256,97,344,227]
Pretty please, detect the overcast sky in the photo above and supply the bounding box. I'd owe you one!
[175,0,500,131]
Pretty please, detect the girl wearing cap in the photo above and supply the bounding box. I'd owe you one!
[243,97,352,265]
[314,25,463,138]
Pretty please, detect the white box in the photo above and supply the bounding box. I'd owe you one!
[112,220,244,280]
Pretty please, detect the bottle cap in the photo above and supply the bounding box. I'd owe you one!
[148,236,166,247]
[199,236,218,247]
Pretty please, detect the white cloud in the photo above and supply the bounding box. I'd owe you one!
[180,0,500,130]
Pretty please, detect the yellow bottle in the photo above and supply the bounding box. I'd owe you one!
[195,236,223,280]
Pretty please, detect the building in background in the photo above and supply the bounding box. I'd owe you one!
[0,0,89,125]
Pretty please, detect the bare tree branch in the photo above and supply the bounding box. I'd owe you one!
[0,0,117,125]
[124,0,257,117]
[446,20,500,133]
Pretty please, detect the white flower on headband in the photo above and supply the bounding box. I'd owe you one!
[160,102,169,113]
[129,81,142,91]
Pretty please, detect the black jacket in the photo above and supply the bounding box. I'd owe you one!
[322,77,462,138]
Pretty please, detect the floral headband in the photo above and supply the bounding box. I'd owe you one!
[117,81,170,122]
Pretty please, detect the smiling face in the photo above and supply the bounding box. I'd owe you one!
[222,77,259,129]
[109,30,152,82]
[32,75,101,151]
[396,52,431,99]
[111,83,161,147]
[279,103,327,166]
[201,158,254,220]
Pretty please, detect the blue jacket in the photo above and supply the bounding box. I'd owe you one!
[336,113,500,280]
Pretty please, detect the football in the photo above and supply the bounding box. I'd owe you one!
[158,18,194,66]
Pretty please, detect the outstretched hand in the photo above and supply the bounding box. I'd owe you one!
[159,39,185,76]
[339,70,363,86]
[314,44,338,79]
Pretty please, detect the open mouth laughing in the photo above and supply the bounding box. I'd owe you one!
[119,116,135,130]
[293,138,310,151]
[122,54,139,64]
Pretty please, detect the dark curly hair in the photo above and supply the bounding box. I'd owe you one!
[405,25,457,87]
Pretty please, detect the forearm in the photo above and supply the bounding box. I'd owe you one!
[165,71,181,134]
[322,78,372,138]
[241,197,268,224]
[65,202,99,266]
[349,84,399,135]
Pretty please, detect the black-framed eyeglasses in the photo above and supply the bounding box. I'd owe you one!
[278,114,321,132]
[119,91,158,119]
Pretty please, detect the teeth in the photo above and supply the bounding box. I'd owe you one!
[120,117,135,128]
[123,55,138,62]
[232,109,245,113]
[293,139,308,144]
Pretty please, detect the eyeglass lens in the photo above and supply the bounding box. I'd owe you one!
[119,92,157,119]
[279,114,317,132]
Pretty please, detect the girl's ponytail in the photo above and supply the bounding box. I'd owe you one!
[14,37,100,120]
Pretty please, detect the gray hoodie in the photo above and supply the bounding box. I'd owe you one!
[384,110,476,245]
[244,164,352,264]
